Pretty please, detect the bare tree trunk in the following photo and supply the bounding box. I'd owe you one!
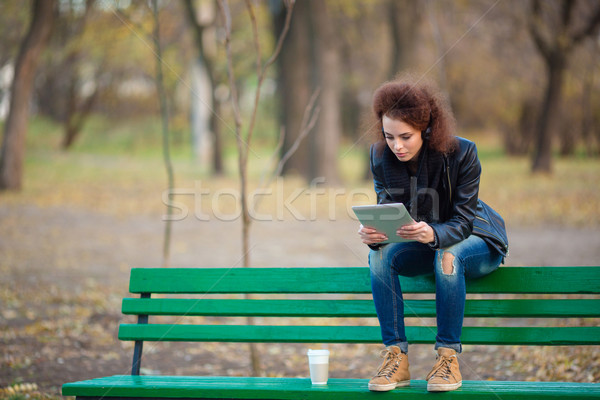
[387,0,422,78]
[211,101,224,173]
[184,0,224,175]
[558,108,577,157]
[427,1,451,102]
[528,0,600,173]
[152,0,175,268]
[312,0,340,185]
[190,59,213,166]
[58,0,96,150]
[532,55,566,172]
[581,40,599,156]
[273,0,312,178]
[62,77,99,149]
[506,98,536,156]
[0,0,55,191]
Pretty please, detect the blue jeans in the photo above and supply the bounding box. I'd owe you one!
[369,235,502,354]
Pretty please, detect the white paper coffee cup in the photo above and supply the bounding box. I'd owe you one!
[307,349,330,385]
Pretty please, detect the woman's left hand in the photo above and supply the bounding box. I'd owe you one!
[397,221,435,244]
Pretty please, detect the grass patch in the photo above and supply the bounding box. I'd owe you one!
[479,155,600,226]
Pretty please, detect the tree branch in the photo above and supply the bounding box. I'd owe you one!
[255,88,321,211]
[183,0,206,56]
[527,0,552,61]
[217,0,242,145]
[151,0,175,267]
[560,0,575,30]
[264,0,294,74]
[244,0,294,166]
[258,126,286,188]
[571,3,600,45]
[274,88,321,178]
[217,0,250,233]
[245,0,262,79]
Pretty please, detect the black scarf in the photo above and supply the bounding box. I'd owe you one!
[380,143,445,223]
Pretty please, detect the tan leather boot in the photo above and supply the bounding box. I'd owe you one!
[426,347,462,392]
[368,346,410,391]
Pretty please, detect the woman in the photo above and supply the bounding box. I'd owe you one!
[358,78,508,392]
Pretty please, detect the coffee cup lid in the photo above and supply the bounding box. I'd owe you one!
[307,349,330,356]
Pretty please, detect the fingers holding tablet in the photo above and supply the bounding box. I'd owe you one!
[358,224,388,244]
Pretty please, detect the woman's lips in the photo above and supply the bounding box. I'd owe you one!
[396,153,407,158]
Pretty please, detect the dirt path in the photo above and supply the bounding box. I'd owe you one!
[1,204,599,395]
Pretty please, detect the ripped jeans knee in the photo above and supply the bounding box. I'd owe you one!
[441,251,456,275]
[436,249,460,277]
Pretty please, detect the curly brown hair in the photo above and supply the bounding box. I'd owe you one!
[371,75,457,154]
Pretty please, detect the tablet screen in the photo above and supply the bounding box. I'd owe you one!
[352,203,416,243]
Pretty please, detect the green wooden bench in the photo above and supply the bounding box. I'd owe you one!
[63,266,600,399]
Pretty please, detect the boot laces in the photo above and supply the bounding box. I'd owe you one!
[429,355,455,381]
[375,349,402,377]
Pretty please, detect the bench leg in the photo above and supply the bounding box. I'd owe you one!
[131,340,144,375]
[131,293,150,375]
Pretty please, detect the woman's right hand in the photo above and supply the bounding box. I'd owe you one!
[358,224,388,245]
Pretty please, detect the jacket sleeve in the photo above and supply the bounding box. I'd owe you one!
[367,144,390,251]
[370,144,391,204]
[429,141,481,249]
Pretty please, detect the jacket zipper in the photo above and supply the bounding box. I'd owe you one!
[446,161,452,203]
[474,216,508,251]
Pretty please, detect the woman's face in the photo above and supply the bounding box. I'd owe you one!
[382,115,424,162]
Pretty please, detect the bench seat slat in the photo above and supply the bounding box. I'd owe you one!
[118,324,600,345]
[121,298,600,318]
[62,376,600,399]
[129,267,600,294]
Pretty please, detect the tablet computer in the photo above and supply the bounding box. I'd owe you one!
[352,203,416,243]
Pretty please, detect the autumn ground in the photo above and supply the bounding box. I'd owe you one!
[1,140,600,398]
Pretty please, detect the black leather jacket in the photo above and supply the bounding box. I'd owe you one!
[370,137,508,256]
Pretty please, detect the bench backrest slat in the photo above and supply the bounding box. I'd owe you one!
[129,267,600,294]
[118,324,600,346]
[122,298,600,318]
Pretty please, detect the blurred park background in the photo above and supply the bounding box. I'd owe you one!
[1,0,600,398]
